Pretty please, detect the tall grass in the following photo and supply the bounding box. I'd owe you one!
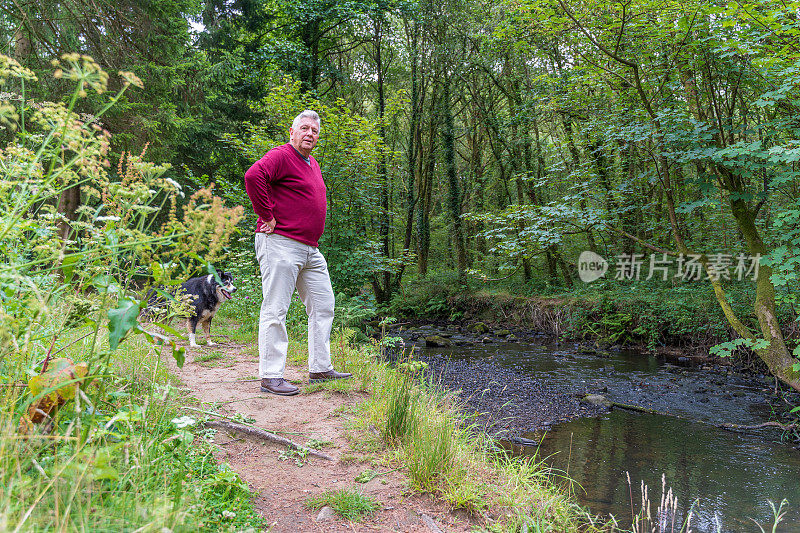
[0,331,264,530]
[358,350,606,530]
[0,54,257,530]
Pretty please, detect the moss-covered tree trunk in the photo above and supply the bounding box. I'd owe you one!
[440,77,468,274]
[731,199,800,390]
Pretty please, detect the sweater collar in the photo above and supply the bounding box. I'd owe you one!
[289,144,312,165]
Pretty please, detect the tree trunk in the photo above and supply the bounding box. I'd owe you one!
[57,184,81,241]
[417,122,435,276]
[440,78,467,274]
[372,16,392,304]
[731,199,800,390]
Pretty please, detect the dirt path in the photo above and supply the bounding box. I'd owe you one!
[165,339,475,532]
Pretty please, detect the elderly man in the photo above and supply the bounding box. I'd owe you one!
[244,109,351,396]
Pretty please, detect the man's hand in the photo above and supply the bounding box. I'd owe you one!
[261,218,276,233]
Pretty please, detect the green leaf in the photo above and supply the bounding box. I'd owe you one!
[108,297,142,350]
[62,253,82,283]
[172,345,185,368]
[136,324,185,368]
[150,321,185,338]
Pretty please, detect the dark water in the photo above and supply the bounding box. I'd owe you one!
[520,411,800,532]
[416,338,800,532]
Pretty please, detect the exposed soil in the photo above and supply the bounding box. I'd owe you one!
[163,337,476,532]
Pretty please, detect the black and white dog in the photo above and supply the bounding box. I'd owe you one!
[180,272,237,347]
[147,271,237,347]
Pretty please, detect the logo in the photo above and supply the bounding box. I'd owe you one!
[578,251,608,282]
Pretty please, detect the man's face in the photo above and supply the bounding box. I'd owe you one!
[289,118,320,157]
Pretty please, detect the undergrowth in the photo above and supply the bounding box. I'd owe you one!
[0,54,260,530]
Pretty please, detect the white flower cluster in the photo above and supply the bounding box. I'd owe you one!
[171,415,197,428]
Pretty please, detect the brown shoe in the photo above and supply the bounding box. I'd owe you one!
[309,369,352,383]
[260,378,299,396]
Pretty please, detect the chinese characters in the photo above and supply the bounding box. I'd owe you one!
[610,253,760,281]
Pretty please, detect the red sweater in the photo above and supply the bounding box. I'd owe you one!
[244,143,327,247]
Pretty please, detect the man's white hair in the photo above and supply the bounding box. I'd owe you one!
[292,109,321,130]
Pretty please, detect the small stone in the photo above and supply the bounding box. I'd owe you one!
[316,506,335,521]
[420,513,445,533]
[494,329,512,336]
[469,322,490,334]
[425,335,453,347]
[581,394,612,408]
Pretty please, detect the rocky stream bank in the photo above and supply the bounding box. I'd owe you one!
[380,320,800,446]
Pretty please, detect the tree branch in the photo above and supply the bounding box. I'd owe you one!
[606,225,677,256]
[203,420,334,461]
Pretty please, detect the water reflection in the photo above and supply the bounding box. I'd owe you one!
[421,340,800,531]
[524,410,800,532]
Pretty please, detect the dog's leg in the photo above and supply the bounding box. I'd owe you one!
[202,319,216,346]
[187,318,199,348]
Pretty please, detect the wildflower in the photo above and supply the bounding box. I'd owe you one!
[171,415,197,428]
[0,55,37,82]
[118,70,144,89]
[222,510,236,520]
[52,53,108,94]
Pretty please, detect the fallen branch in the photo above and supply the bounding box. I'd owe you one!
[203,420,334,461]
[610,401,670,416]
[609,401,796,434]
[180,405,306,436]
[720,421,798,431]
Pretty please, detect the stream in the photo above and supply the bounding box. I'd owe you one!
[402,327,800,532]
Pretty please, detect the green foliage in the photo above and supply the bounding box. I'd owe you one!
[2,375,264,530]
[406,405,457,492]
[384,372,416,444]
[386,271,472,318]
[397,360,428,376]
[540,281,764,351]
[334,293,377,331]
[108,297,144,350]
[5,0,207,161]
[278,446,312,467]
[710,338,771,358]
[0,55,253,529]
[764,208,800,372]
[305,489,380,521]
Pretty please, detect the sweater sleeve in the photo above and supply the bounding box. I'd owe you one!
[244,154,278,223]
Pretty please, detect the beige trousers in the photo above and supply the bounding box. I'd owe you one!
[255,233,335,378]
